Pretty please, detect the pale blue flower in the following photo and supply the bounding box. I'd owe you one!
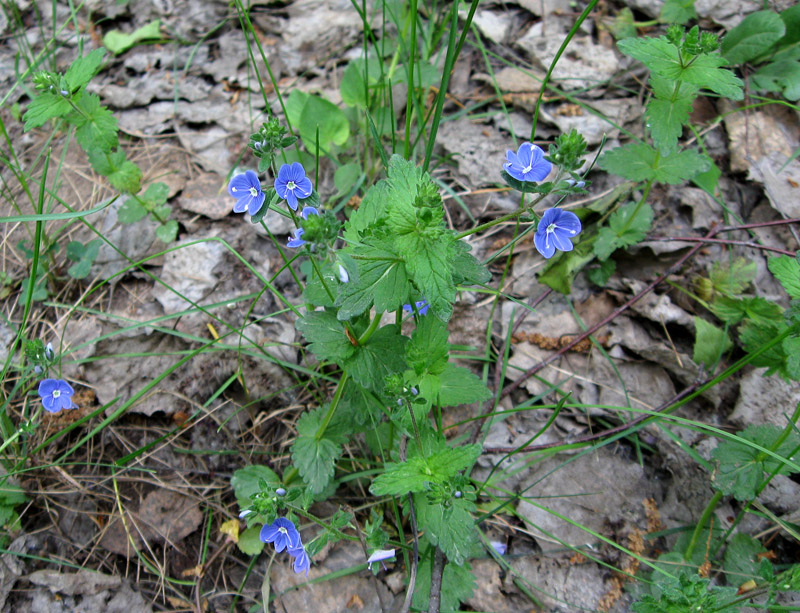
[260,517,301,553]
[504,142,552,182]
[534,208,582,259]
[367,549,396,572]
[274,163,312,211]
[228,170,266,216]
[37,379,77,413]
[290,545,311,576]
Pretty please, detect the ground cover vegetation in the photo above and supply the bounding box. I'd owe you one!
[1,0,799,610]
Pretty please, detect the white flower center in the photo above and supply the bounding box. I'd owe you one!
[523,165,532,174]
[287,181,296,191]
[279,527,288,536]
[52,390,61,399]
[546,223,556,234]
[249,186,258,197]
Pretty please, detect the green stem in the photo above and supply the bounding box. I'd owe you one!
[405,400,424,458]
[357,311,382,345]
[315,372,349,442]
[455,209,525,241]
[683,490,723,563]
[259,219,303,289]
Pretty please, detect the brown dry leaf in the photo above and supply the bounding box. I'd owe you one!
[219,519,239,543]
[346,593,365,609]
[99,489,202,556]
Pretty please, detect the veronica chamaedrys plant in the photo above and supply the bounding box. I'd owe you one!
[228,170,266,216]
[260,517,300,552]
[274,162,313,211]
[37,379,77,413]
[534,208,583,259]
[504,142,552,182]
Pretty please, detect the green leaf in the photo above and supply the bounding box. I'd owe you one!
[593,201,653,261]
[292,406,345,494]
[397,232,455,321]
[68,259,92,279]
[103,20,163,55]
[23,93,72,130]
[370,457,432,496]
[343,324,408,392]
[117,198,147,224]
[155,220,178,243]
[343,181,389,244]
[710,257,757,297]
[437,363,491,407]
[296,310,355,362]
[645,77,697,154]
[768,254,800,299]
[711,424,800,501]
[783,335,800,380]
[617,37,743,99]
[414,494,478,566]
[88,149,141,193]
[693,317,732,368]
[64,48,106,91]
[778,4,800,47]
[539,233,597,293]
[750,58,800,100]
[598,143,710,184]
[406,315,449,377]
[335,237,409,320]
[660,0,696,25]
[340,56,383,108]
[721,11,785,65]
[711,296,783,326]
[230,465,280,507]
[142,182,169,206]
[413,551,475,613]
[237,525,266,556]
[72,93,118,152]
[299,94,350,153]
[723,533,768,580]
[739,320,790,377]
[334,163,361,194]
[632,572,738,612]
[451,239,491,286]
[587,258,616,286]
[0,480,27,507]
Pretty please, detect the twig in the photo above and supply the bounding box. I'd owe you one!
[428,548,446,613]
[482,378,702,454]
[646,235,796,256]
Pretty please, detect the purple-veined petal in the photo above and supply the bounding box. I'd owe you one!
[287,228,306,248]
[550,229,575,252]
[301,206,318,219]
[247,191,266,216]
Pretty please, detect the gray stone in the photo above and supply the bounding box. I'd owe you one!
[731,367,800,429]
[152,235,226,314]
[517,446,658,548]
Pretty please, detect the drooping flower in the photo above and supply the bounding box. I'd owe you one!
[37,379,77,413]
[367,549,396,572]
[228,170,266,216]
[337,264,349,283]
[504,142,552,183]
[260,517,301,553]
[534,208,582,259]
[274,162,313,211]
[286,206,319,248]
[490,541,507,556]
[402,300,429,316]
[289,545,311,576]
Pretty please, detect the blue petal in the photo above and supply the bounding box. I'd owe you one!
[555,211,582,235]
[534,229,555,258]
[233,195,251,214]
[516,142,534,166]
[287,228,305,248]
[301,206,318,219]
[248,192,266,216]
[294,175,313,199]
[550,229,574,252]
[228,173,254,198]
[539,208,560,228]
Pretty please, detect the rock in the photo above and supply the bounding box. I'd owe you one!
[540,98,643,145]
[438,117,515,188]
[152,235,226,314]
[177,173,233,220]
[516,20,619,92]
[516,446,659,548]
[469,9,513,44]
[731,368,800,428]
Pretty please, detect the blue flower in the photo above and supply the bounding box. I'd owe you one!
[504,142,552,183]
[38,378,77,413]
[289,545,311,576]
[534,208,582,259]
[228,170,266,216]
[367,549,396,572]
[402,300,429,316]
[286,207,319,248]
[274,163,313,211]
[260,517,301,553]
[490,541,507,556]
[337,264,349,283]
